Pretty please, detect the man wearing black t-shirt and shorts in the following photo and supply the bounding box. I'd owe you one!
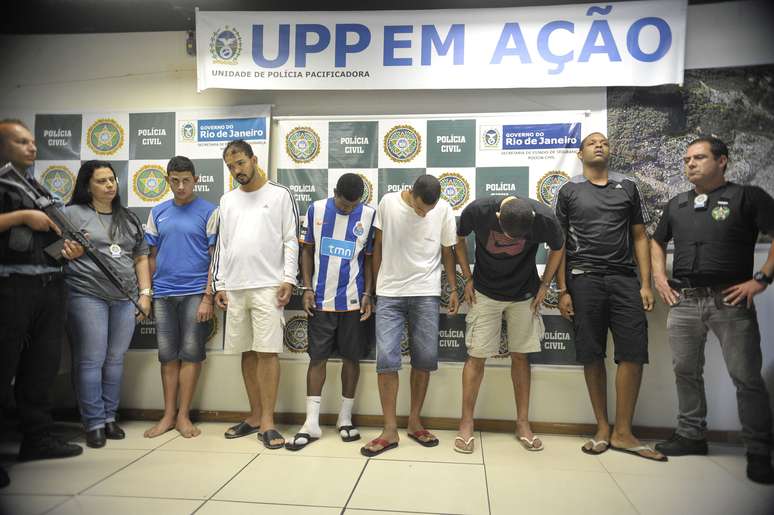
[555,132,665,461]
[454,196,564,453]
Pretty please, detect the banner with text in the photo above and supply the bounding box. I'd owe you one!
[196,0,686,91]
[29,104,272,351]
[276,109,605,367]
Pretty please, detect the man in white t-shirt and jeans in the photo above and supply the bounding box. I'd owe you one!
[212,140,299,449]
[361,175,459,457]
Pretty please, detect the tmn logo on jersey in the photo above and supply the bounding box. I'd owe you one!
[321,237,356,260]
[210,26,242,64]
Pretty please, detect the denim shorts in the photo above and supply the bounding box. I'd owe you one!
[375,296,440,373]
[154,294,209,363]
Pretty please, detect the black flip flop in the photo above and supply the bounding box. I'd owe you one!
[360,438,398,457]
[261,429,286,450]
[338,425,361,443]
[610,444,668,462]
[224,421,261,439]
[284,432,319,451]
[407,430,439,447]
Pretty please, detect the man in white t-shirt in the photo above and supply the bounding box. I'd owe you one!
[212,140,299,449]
[361,175,459,457]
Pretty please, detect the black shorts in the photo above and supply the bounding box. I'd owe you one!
[307,310,374,362]
[566,272,648,365]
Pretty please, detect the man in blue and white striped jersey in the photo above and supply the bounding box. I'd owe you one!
[285,173,376,451]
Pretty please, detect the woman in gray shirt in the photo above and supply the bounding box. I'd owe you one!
[65,160,151,448]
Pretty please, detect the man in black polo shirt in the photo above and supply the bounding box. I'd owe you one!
[651,136,774,484]
[0,119,84,488]
[453,196,564,453]
[555,132,664,461]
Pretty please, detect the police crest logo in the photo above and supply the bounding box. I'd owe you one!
[438,172,470,211]
[542,280,560,309]
[286,127,321,164]
[357,173,374,205]
[536,171,570,206]
[711,204,730,221]
[87,118,125,156]
[180,121,196,142]
[440,270,465,308]
[41,165,75,203]
[205,315,219,343]
[400,321,410,356]
[480,126,501,149]
[384,125,421,163]
[133,164,169,202]
[209,26,242,64]
[283,315,309,353]
[495,320,509,358]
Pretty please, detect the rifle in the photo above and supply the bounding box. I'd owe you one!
[0,162,149,316]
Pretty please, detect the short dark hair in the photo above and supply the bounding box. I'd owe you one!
[411,175,441,205]
[167,155,195,176]
[578,132,607,150]
[499,197,535,238]
[335,173,364,202]
[688,135,729,172]
[222,139,254,160]
[0,118,30,145]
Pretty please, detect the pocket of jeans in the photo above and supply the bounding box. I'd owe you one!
[713,293,750,311]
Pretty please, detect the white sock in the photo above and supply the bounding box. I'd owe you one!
[300,396,322,438]
[337,396,355,428]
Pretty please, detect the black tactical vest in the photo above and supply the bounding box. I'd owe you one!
[670,182,757,286]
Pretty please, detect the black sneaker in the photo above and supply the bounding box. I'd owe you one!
[654,432,708,456]
[747,454,774,484]
[0,465,9,488]
[17,433,84,461]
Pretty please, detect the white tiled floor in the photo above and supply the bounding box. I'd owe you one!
[1,421,773,515]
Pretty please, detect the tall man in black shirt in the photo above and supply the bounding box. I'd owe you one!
[555,133,665,461]
[454,196,564,453]
[651,136,774,484]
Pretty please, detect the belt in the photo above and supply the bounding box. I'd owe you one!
[678,286,726,298]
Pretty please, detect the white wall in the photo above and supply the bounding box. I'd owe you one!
[1,1,772,430]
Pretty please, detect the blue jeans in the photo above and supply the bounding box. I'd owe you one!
[154,294,208,363]
[67,290,136,431]
[375,296,440,373]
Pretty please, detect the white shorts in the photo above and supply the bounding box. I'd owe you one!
[465,291,544,358]
[224,287,285,354]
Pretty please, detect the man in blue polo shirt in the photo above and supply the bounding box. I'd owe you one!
[143,156,218,439]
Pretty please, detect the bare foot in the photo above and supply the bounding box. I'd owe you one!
[515,420,542,449]
[457,419,474,440]
[176,417,201,438]
[582,423,612,453]
[362,430,399,453]
[611,430,665,461]
[144,416,176,438]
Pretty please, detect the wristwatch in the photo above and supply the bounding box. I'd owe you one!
[753,271,773,285]
[139,288,153,297]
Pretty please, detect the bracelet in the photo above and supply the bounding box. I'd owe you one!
[362,292,374,298]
